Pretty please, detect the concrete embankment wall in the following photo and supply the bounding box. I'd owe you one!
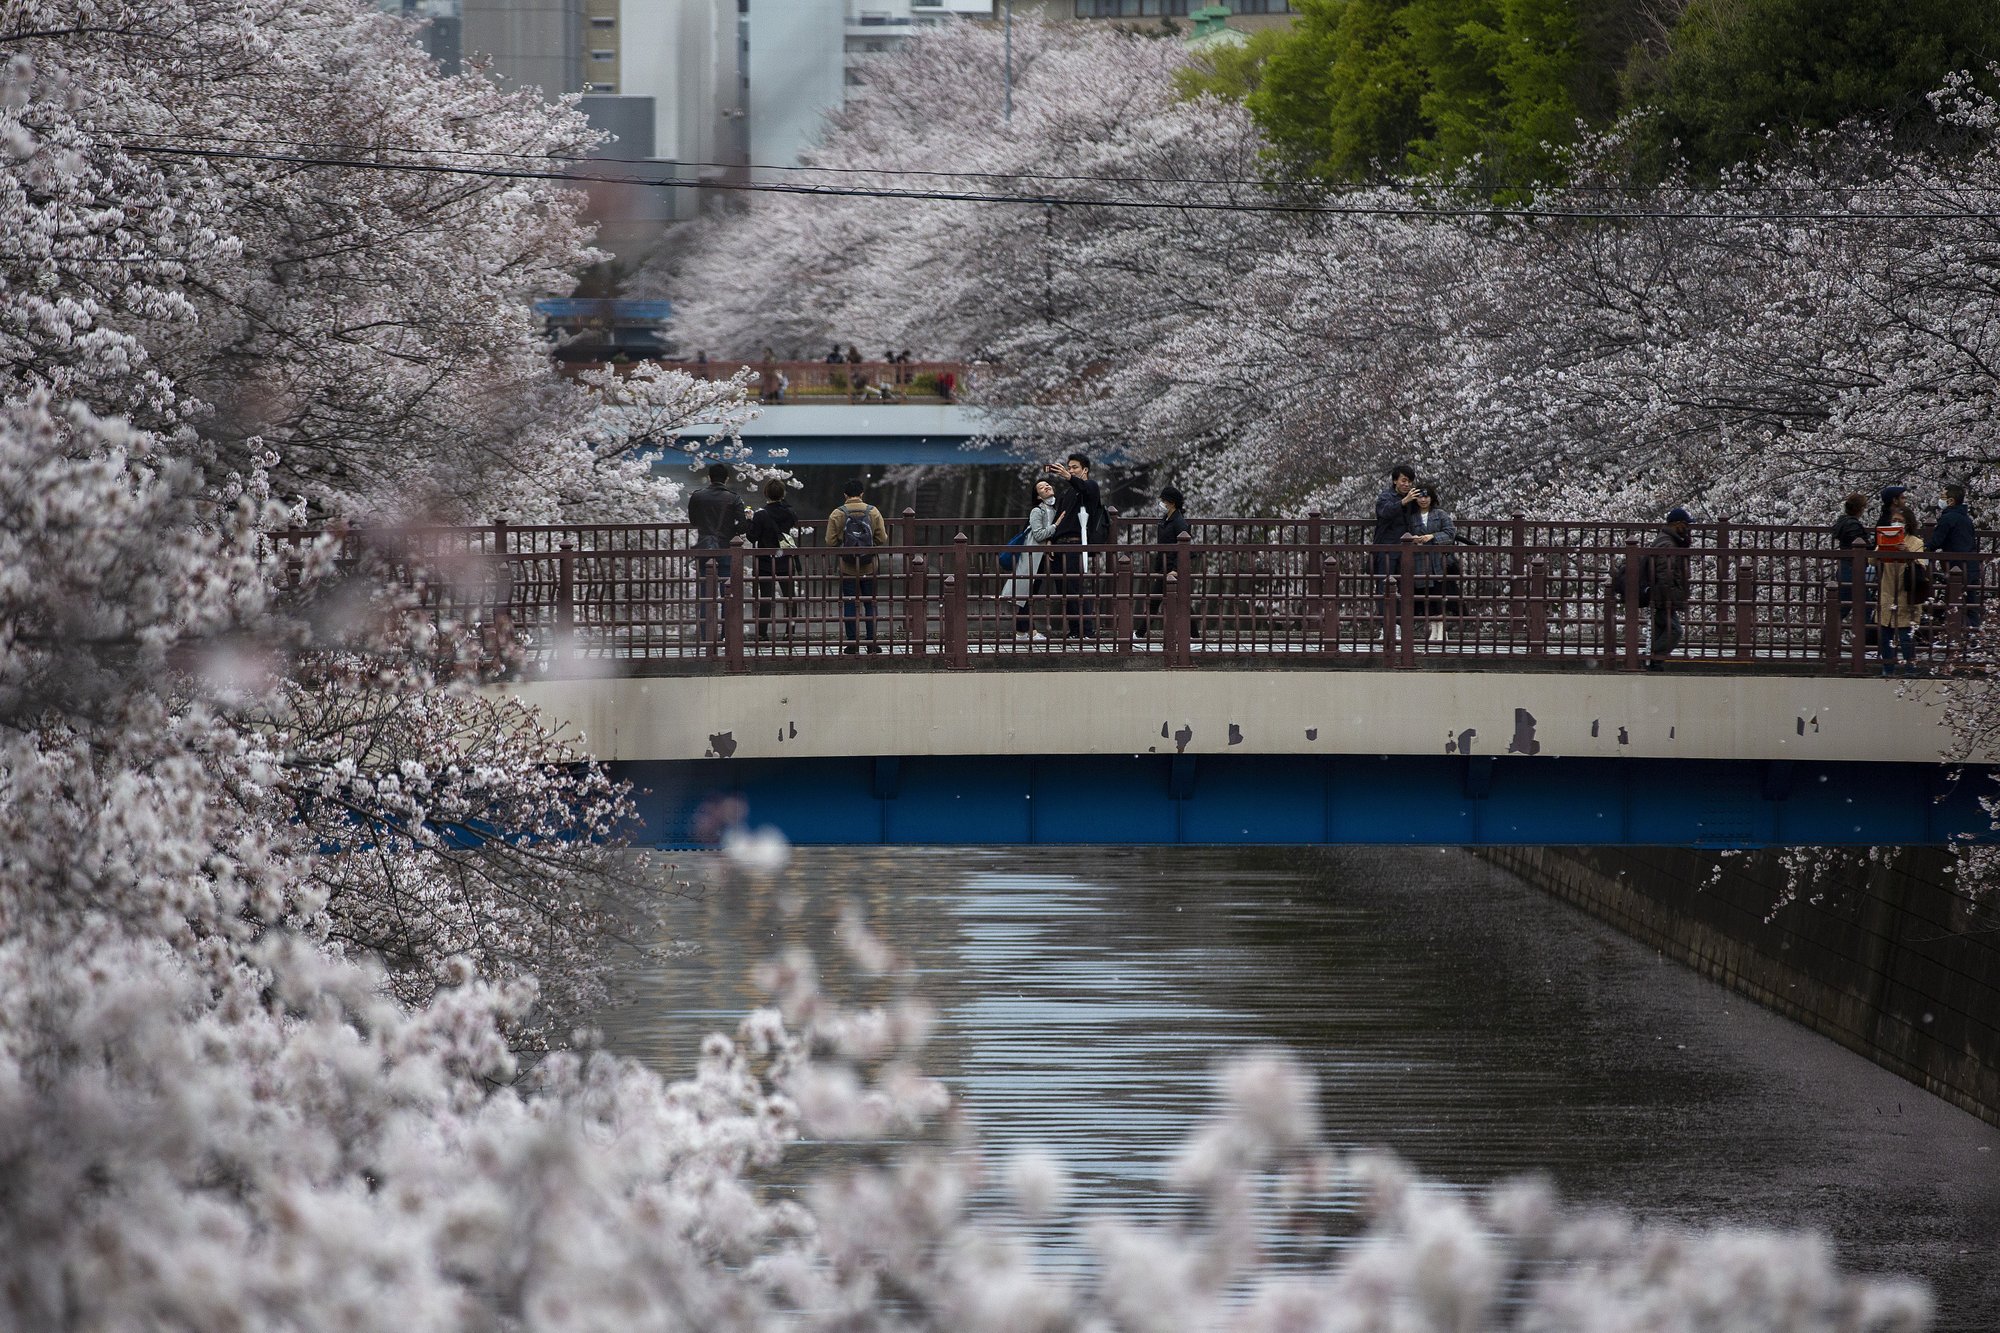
[1482,847,2000,1127]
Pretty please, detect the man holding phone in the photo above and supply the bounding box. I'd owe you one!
[1046,454,1102,638]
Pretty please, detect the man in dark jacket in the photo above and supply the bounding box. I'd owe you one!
[1645,506,1693,671]
[1135,485,1191,640]
[1929,482,1981,629]
[1373,464,1416,614]
[1046,453,1102,638]
[687,463,748,643]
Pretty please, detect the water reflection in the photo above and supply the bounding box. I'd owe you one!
[596,846,2000,1327]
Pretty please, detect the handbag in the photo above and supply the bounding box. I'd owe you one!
[997,526,1030,572]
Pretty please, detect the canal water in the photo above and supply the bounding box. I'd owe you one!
[596,846,2000,1326]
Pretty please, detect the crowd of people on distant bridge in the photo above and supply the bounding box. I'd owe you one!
[678,459,1985,676]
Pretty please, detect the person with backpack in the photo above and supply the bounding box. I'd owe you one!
[1875,497,1930,677]
[825,478,889,654]
[1644,506,1693,671]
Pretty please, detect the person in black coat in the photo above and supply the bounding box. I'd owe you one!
[687,462,748,643]
[1135,485,1191,640]
[1929,482,1981,629]
[1832,491,1872,639]
[746,477,801,641]
[1045,453,1103,638]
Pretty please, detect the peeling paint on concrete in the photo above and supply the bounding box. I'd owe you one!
[1174,724,1193,754]
[1591,719,1600,738]
[1618,726,1630,745]
[1457,727,1477,755]
[1508,709,1541,757]
[789,721,797,739]
[1306,728,1318,741]
[1228,723,1244,746]
[708,731,737,759]
[1161,721,1170,739]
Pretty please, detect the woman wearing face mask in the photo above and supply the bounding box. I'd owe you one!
[1402,481,1456,643]
[1006,477,1059,641]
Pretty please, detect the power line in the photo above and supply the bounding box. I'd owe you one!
[112,140,2000,222]
[100,124,2000,200]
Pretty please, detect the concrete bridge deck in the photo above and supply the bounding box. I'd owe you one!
[500,670,1997,848]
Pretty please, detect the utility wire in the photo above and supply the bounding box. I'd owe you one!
[113,140,2000,222]
[100,124,2000,200]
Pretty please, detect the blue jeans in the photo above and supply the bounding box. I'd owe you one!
[1880,625,1914,674]
[841,575,877,642]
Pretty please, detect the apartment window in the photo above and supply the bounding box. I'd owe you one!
[1074,0,1191,15]
[591,48,616,60]
[589,13,616,24]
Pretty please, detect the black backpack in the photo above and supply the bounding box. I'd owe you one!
[840,506,876,549]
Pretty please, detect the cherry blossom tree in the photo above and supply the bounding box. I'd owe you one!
[0,2,1964,1325]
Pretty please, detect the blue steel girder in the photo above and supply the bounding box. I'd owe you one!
[613,754,1996,849]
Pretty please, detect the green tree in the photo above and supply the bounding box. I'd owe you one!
[1248,0,1427,179]
[1238,0,1635,191]
[1636,0,2000,171]
[1174,25,1292,103]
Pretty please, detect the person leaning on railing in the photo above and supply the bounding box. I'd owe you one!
[825,478,889,654]
[747,478,801,642]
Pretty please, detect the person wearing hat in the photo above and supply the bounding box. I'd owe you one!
[1645,506,1694,671]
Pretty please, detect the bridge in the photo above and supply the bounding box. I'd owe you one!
[569,357,1031,467]
[295,515,2000,848]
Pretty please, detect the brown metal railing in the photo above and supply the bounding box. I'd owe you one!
[271,517,1994,680]
[570,359,974,404]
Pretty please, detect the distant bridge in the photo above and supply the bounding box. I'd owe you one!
[285,516,1999,848]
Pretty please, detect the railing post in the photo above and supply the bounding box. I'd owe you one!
[1848,548,1869,675]
[1713,516,1733,655]
[1306,512,1325,646]
[724,536,747,672]
[1942,561,1968,667]
[1620,539,1643,670]
[1397,558,1417,668]
[1317,554,1341,654]
[1526,556,1549,657]
[1113,551,1134,649]
[556,540,576,668]
[1381,548,1399,664]
[1733,561,1755,663]
[1508,512,1527,638]
[945,533,969,668]
[489,515,511,633]
[1164,569,1189,666]
[905,552,930,657]
[1177,531,1194,649]
[899,506,917,550]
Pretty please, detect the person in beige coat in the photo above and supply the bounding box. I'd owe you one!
[1874,500,1928,677]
